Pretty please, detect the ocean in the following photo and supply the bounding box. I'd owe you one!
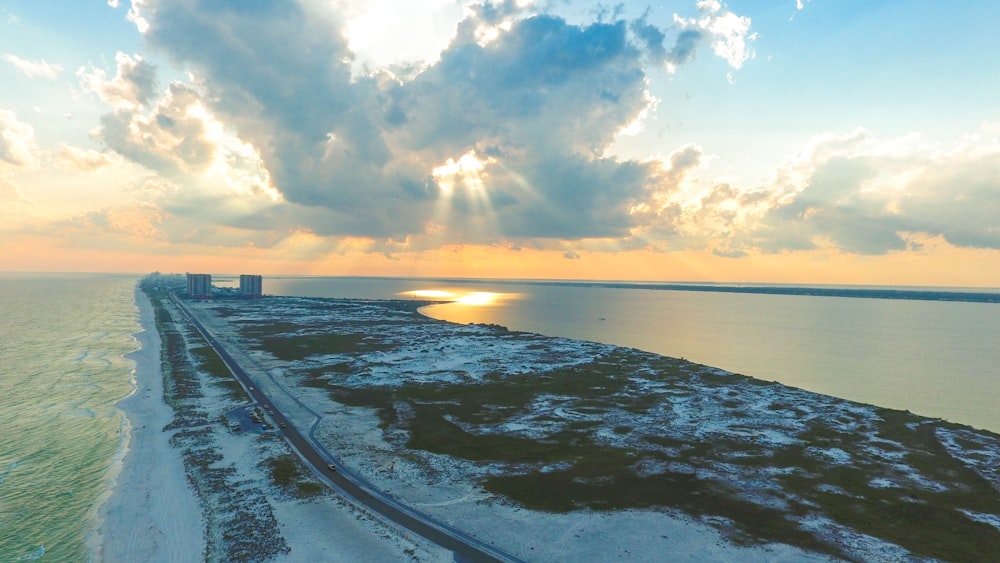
[0,273,139,561]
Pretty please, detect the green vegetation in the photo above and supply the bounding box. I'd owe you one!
[254,332,393,361]
[322,367,1000,560]
[207,292,1000,561]
[190,345,245,401]
[263,454,325,499]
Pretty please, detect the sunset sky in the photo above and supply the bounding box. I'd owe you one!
[2,1,999,286]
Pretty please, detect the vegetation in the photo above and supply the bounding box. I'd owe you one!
[223,294,1000,562]
[142,278,1000,561]
[262,454,325,499]
[140,279,290,561]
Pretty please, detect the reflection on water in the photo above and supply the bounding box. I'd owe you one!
[401,288,520,307]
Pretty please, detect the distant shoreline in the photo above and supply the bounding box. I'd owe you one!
[249,275,1000,304]
[523,281,1000,303]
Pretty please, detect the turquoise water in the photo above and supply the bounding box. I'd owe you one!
[0,273,139,561]
[261,276,1000,433]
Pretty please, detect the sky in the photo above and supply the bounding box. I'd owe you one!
[1,0,999,286]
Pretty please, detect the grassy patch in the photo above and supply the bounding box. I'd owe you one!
[263,454,325,499]
[257,333,393,361]
[190,345,244,401]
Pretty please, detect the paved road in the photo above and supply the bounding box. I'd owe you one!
[170,295,520,563]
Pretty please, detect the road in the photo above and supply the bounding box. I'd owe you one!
[170,294,520,563]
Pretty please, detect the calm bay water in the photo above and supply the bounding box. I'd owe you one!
[261,276,1000,433]
[0,273,139,561]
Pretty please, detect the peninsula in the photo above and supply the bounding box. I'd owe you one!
[101,275,1000,561]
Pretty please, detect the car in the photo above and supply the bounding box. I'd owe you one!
[327,464,337,471]
[279,423,286,428]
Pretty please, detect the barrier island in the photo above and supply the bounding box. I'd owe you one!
[128,274,1000,561]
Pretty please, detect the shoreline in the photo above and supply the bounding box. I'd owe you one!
[90,286,205,562]
[86,283,1000,560]
[91,286,448,561]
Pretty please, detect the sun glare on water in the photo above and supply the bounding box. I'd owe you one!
[402,289,516,306]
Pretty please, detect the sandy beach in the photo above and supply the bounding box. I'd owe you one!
[92,288,205,561]
[92,288,448,562]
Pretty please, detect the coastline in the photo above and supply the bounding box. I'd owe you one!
[91,285,449,561]
[83,282,1000,560]
[90,286,205,562]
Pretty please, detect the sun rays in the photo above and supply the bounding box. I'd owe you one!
[430,150,503,241]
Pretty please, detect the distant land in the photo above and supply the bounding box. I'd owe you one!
[406,278,1000,304]
[220,274,1000,304]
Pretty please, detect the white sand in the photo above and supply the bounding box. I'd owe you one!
[184,297,836,562]
[89,291,835,561]
[92,288,205,562]
[91,289,448,562]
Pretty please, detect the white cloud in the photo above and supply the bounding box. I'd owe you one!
[2,54,63,79]
[55,144,122,171]
[82,1,784,255]
[126,0,150,33]
[78,52,157,110]
[674,1,756,69]
[338,0,463,73]
[0,109,37,166]
[664,128,1000,256]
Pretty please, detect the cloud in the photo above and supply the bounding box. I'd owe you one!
[78,52,158,110]
[54,145,122,171]
[116,1,675,240]
[95,1,1000,263]
[93,81,217,175]
[685,127,1000,256]
[0,109,37,166]
[671,1,756,70]
[95,0,770,254]
[81,54,280,205]
[2,54,63,79]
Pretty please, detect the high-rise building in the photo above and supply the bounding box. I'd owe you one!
[239,274,263,298]
[186,273,212,298]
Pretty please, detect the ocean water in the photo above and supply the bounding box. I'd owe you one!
[0,273,139,561]
[260,276,1000,433]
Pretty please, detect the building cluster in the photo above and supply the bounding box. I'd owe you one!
[185,273,263,298]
